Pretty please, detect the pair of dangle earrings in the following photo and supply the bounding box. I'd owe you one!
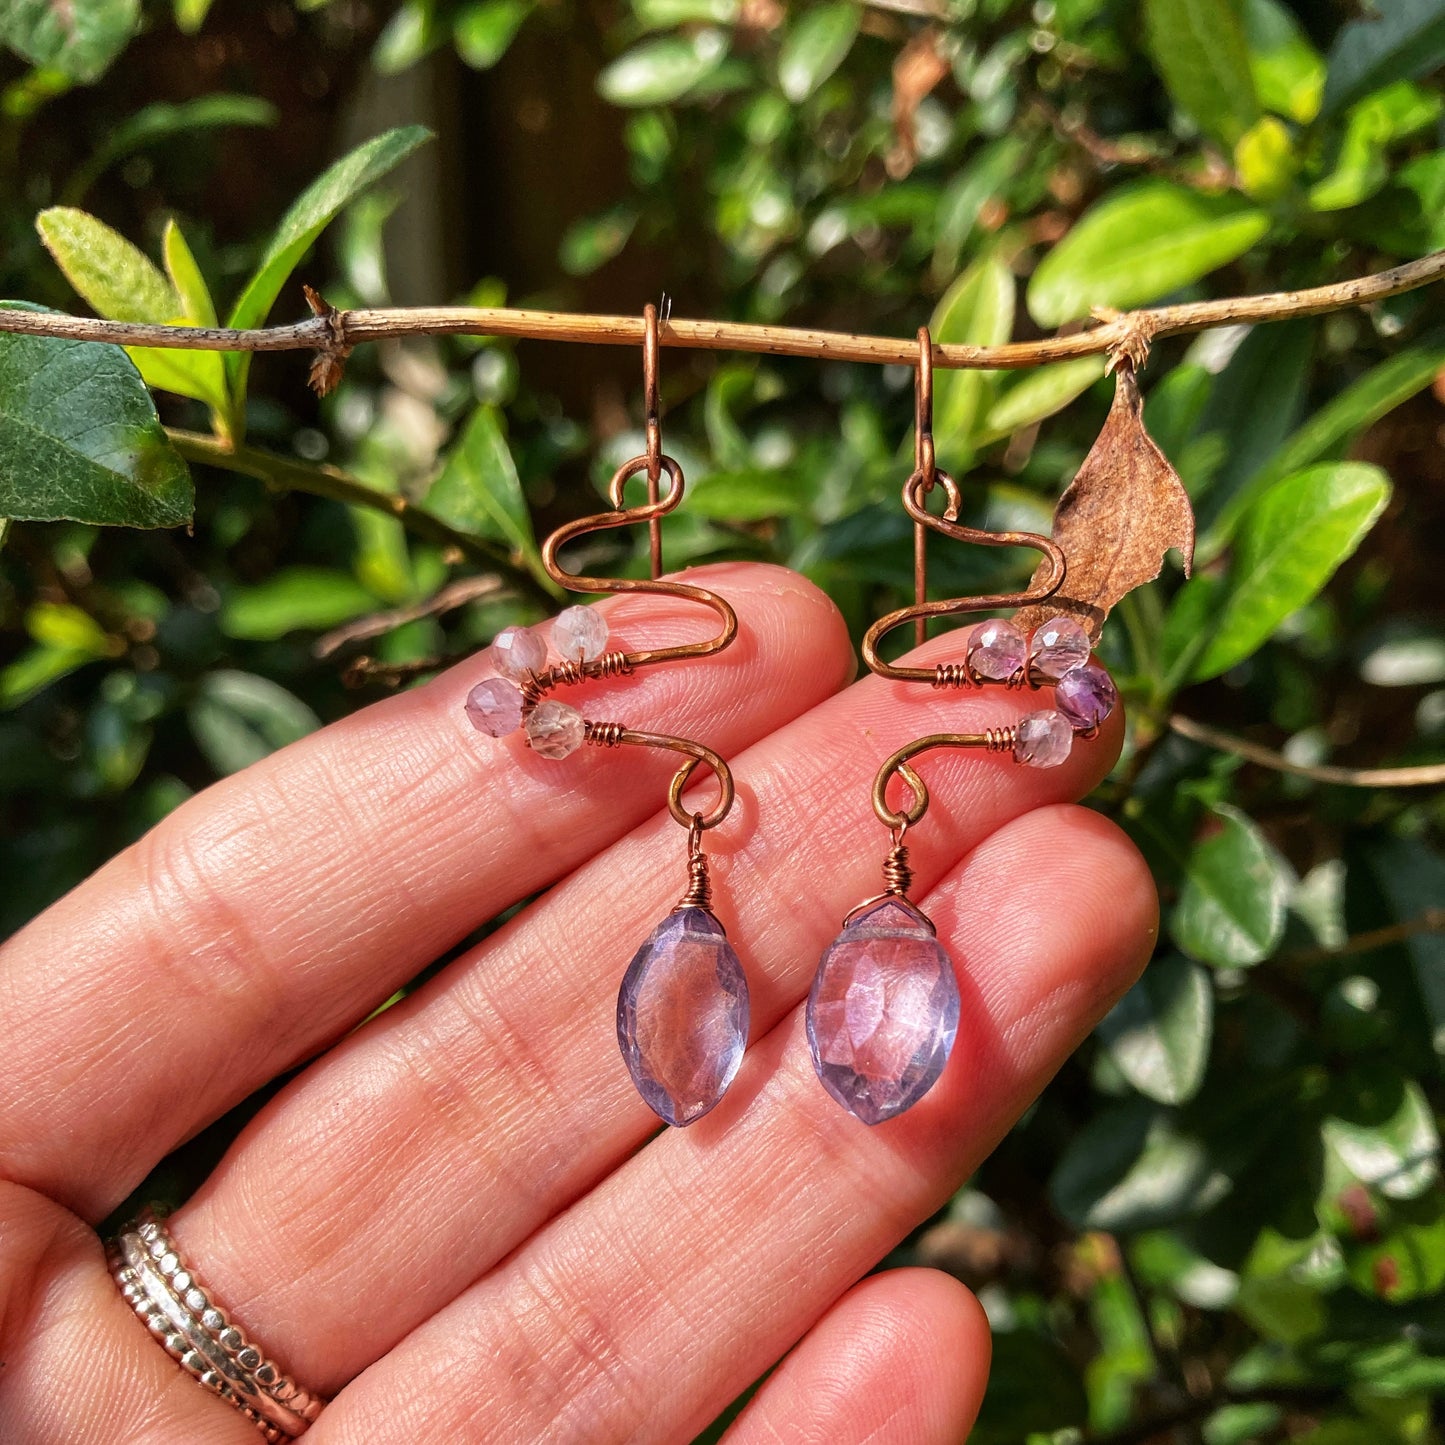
[464,306,748,1128]
[463,316,1119,1131]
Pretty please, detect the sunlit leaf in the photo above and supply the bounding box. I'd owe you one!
[930,253,1014,462]
[777,3,860,104]
[454,0,532,69]
[0,303,192,528]
[1143,0,1259,144]
[1027,182,1269,328]
[977,356,1107,445]
[1243,0,1324,123]
[1097,954,1214,1105]
[1171,805,1289,968]
[597,32,728,107]
[220,569,379,641]
[1185,462,1391,681]
[1324,1079,1440,1201]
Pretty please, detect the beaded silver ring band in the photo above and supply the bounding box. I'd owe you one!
[107,1208,325,1440]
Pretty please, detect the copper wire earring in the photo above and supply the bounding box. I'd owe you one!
[806,329,1119,1125]
[463,305,749,1127]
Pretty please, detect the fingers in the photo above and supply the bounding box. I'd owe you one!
[721,1270,990,1445]
[266,805,1160,1445]
[167,639,1125,1393]
[0,1183,254,1445]
[0,563,854,1218]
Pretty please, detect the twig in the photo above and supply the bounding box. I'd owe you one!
[1283,909,1445,966]
[343,653,467,687]
[166,430,552,607]
[314,575,503,657]
[1169,714,1445,788]
[3,248,1444,371]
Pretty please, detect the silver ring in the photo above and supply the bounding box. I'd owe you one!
[107,1208,325,1440]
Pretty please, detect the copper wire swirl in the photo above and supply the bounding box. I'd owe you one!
[865,328,1067,832]
[534,447,737,831]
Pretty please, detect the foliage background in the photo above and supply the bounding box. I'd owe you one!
[1,1,1443,1441]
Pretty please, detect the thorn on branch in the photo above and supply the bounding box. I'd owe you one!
[1091,308,1158,373]
[304,284,353,396]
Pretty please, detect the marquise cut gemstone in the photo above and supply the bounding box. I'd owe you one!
[806,899,960,1125]
[617,907,749,1127]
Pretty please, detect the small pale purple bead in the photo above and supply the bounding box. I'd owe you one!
[1029,617,1092,680]
[969,618,1027,681]
[1055,660,1118,731]
[617,907,749,1126]
[807,899,959,1125]
[553,604,609,663]
[490,625,546,682]
[1013,709,1073,768]
[524,699,585,759]
[464,678,523,737]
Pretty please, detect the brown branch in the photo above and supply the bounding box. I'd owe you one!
[4,248,1445,371]
[1283,909,1445,966]
[166,431,553,607]
[1169,714,1445,788]
[314,575,503,658]
[343,652,467,687]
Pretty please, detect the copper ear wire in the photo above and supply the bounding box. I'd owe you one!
[528,338,738,835]
[857,336,1073,836]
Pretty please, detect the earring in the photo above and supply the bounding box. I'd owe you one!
[463,304,749,1128]
[807,329,1119,1125]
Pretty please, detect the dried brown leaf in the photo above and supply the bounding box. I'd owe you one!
[887,29,950,180]
[1013,360,1194,640]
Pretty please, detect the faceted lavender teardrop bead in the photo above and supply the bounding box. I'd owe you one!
[1055,660,1118,731]
[464,678,524,737]
[1029,617,1092,680]
[807,900,959,1125]
[617,907,749,1127]
[491,625,546,682]
[969,619,1027,681]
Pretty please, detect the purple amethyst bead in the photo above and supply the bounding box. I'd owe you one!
[617,907,749,1127]
[1055,660,1118,731]
[968,618,1027,681]
[806,899,959,1125]
[1013,709,1073,767]
[1029,617,1092,680]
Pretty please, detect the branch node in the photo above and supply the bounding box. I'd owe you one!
[1092,307,1158,373]
[304,284,353,397]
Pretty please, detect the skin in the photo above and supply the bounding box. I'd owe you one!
[0,563,1157,1444]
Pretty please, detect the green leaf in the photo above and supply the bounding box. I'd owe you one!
[220,568,378,641]
[25,600,111,655]
[971,1332,1089,1444]
[1324,1080,1441,1201]
[597,32,728,107]
[173,0,215,33]
[1243,0,1324,123]
[1051,1101,1232,1232]
[1234,116,1297,201]
[1144,0,1259,144]
[1186,462,1392,681]
[162,219,217,328]
[225,125,433,392]
[1308,96,1395,213]
[559,204,638,276]
[36,206,178,323]
[0,644,101,708]
[777,3,860,103]
[687,469,808,521]
[976,356,1107,446]
[0,302,192,528]
[372,0,446,73]
[1171,804,1289,968]
[1366,840,1445,1067]
[930,254,1015,461]
[0,0,140,81]
[425,405,542,576]
[454,0,532,69]
[1097,954,1214,1105]
[1027,182,1269,328]
[188,670,320,776]
[1322,0,1445,117]
[36,206,229,412]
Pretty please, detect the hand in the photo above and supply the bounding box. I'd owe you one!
[0,565,1156,1444]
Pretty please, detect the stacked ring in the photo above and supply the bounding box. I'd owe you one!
[107,1208,326,1440]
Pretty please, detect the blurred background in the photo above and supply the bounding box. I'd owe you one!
[1,2,1443,1441]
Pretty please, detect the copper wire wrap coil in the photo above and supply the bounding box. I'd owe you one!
[865,328,1066,833]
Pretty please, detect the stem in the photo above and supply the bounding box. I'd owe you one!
[1169,714,1445,788]
[2,247,1444,369]
[167,430,553,608]
[1282,909,1445,966]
